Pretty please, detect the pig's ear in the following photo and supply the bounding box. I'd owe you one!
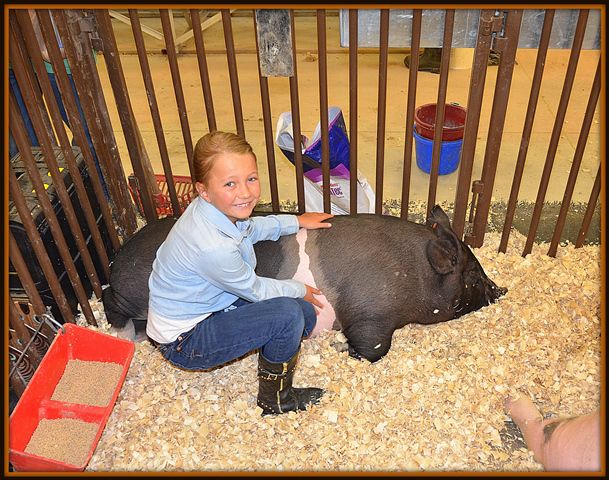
[426,223,460,274]
[426,205,453,231]
[426,239,459,274]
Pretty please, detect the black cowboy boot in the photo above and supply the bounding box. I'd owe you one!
[257,349,324,416]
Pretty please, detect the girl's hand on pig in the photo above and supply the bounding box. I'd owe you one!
[304,284,324,313]
[298,212,333,230]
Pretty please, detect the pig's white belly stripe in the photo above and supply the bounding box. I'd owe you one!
[293,228,336,336]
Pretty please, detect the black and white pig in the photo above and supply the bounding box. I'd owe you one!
[102,205,506,362]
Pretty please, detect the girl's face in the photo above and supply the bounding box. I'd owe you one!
[195,152,260,223]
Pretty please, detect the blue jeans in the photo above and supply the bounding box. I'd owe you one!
[156,297,317,370]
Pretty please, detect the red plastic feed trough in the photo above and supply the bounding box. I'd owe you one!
[9,324,134,472]
[414,103,467,141]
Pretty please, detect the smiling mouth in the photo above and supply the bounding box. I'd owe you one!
[234,201,253,208]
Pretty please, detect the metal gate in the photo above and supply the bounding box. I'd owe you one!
[6,7,603,396]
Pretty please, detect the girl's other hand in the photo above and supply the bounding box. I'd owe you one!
[303,284,324,313]
[298,212,333,230]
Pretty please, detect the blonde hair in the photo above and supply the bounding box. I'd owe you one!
[193,131,256,184]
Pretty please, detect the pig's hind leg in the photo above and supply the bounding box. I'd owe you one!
[102,286,146,329]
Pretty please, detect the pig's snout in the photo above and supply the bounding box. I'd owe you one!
[485,280,507,304]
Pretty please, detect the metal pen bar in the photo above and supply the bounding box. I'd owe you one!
[96,9,158,223]
[253,11,279,212]
[222,9,245,138]
[289,10,305,214]
[471,9,524,248]
[129,9,181,217]
[34,10,121,250]
[348,9,358,216]
[9,17,103,301]
[53,9,138,237]
[548,59,601,257]
[9,96,96,325]
[523,9,589,256]
[191,9,217,132]
[575,164,601,248]
[9,231,47,315]
[160,8,195,178]
[8,299,44,376]
[426,9,455,218]
[16,10,112,279]
[7,160,76,324]
[317,9,331,214]
[374,9,390,215]
[400,9,422,221]
[452,9,496,239]
[499,9,555,253]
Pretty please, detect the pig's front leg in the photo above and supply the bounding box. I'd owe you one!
[505,396,601,471]
[342,321,393,363]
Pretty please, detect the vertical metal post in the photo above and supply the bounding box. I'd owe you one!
[191,9,217,132]
[499,9,555,253]
[426,9,455,218]
[33,10,121,249]
[575,165,601,248]
[522,9,589,256]
[95,9,158,223]
[289,10,305,214]
[348,9,358,216]
[400,9,422,221]
[253,11,280,212]
[160,9,195,178]
[470,9,523,248]
[374,9,389,215]
[53,9,138,237]
[548,60,601,257]
[222,9,245,138]
[452,9,497,238]
[317,9,331,213]
[129,9,181,217]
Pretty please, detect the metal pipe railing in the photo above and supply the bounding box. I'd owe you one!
[523,9,589,256]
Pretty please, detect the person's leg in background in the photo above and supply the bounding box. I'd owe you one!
[47,70,109,198]
[9,67,40,158]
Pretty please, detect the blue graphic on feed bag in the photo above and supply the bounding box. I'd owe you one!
[275,107,376,215]
[276,107,351,178]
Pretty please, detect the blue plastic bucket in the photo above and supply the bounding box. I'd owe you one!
[413,129,463,175]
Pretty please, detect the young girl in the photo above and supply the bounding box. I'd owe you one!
[147,131,333,416]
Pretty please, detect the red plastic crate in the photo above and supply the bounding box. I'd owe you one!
[9,324,135,472]
[128,173,195,217]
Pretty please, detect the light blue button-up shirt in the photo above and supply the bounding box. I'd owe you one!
[148,196,306,323]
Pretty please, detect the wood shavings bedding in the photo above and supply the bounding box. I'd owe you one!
[80,230,601,472]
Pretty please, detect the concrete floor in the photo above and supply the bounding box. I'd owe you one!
[98,10,601,209]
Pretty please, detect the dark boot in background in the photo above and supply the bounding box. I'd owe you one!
[404,48,442,74]
[404,48,507,73]
[257,348,324,416]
